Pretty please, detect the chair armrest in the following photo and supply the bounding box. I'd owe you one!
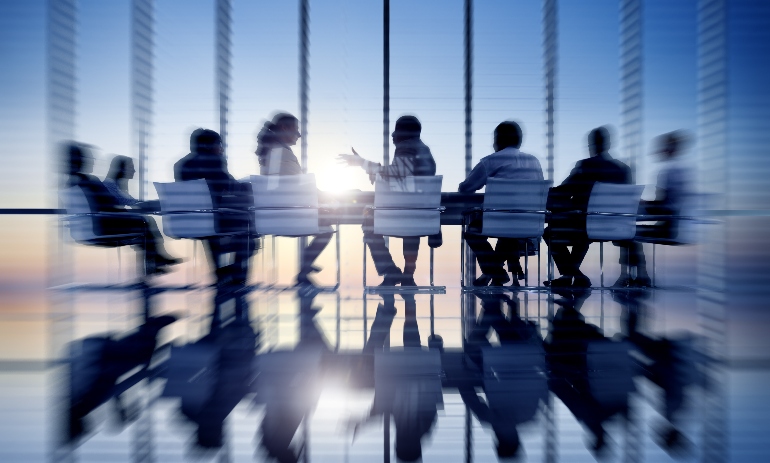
[585,211,639,217]
[366,206,445,212]
[476,208,549,214]
[62,211,147,219]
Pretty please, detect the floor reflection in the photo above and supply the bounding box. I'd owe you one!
[29,284,729,462]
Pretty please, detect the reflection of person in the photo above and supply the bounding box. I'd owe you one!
[459,121,544,287]
[258,287,329,462]
[460,293,546,459]
[68,315,176,441]
[544,127,631,288]
[256,113,333,286]
[65,144,180,274]
[614,131,692,288]
[351,294,441,462]
[545,288,633,456]
[338,115,437,286]
[613,288,695,455]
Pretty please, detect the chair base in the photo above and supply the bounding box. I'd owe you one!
[365,286,446,295]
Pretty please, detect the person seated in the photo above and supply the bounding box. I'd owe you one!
[613,131,692,288]
[459,120,544,286]
[544,127,631,288]
[255,112,333,287]
[174,129,256,282]
[64,143,180,275]
[338,115,437,286]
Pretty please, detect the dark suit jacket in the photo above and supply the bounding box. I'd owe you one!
[173,152,253,234]
[549,152,631,213]
[174,152,238,196]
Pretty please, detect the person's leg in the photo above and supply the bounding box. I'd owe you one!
[496,238,524,278]
[402,295,421,348]
[401,237,420,284]
[144,215,179,263]
[364,232,401,277]
[299,233,333,272]
[464,232,508,280]
[570,239,592,286]
[543,226,574,284]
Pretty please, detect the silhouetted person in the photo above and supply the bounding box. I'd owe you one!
[174,129,255,324]
[351,293,441,462]
[460,293,546,460]
[614,131,692,288]
[68,315,176,441]
[103,155,140,207]
[338,115,437,286]
[612,288,697,456]
[545,288,635,456]
[544,127,631,288]
[257,286,330,462]
[65,143,179,274]
[459,121,544,287]
[256,113,334,286]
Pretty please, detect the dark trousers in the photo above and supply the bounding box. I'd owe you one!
[99,215,162,271]
[364,233,420,276]
[543,226,590,278]
[300,233,333,271]
[463,218,522,278]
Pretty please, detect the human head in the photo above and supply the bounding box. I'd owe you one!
[190,128,223,155]
[106,155,135,181]
[588,126,611,156]
[64,142,93,175]
[270,113,300,146]
[494,121,523,151]
[656,130,688,160]
[392,115,421,144]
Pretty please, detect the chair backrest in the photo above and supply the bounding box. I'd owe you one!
[373,175,443,237]
[586,182,644,241]
[482,344,548,423]
[249,174,320,236]
[374,348,443,411]
[481,179,551,238]
[672,192,699,245]
[154,180,217,239]
[586,340,635,408]
[60,186,98,242]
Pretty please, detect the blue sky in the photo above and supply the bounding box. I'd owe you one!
[0,0,720,207]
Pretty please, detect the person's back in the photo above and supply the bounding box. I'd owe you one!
[556,128,631,212]
[391,136,436,178]
[174,130,235,196]
[459,121,544,287]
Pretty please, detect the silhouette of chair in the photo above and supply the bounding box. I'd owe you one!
[634,193,703,287]
[585,182,645,287]
[247,173,339,289]
[60,185,147,279]
[461,179,551,287]
[482,343,548,423]
[363,175,444,290]
[154,179,249,274]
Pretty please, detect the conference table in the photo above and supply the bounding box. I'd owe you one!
[137,190,485,226]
